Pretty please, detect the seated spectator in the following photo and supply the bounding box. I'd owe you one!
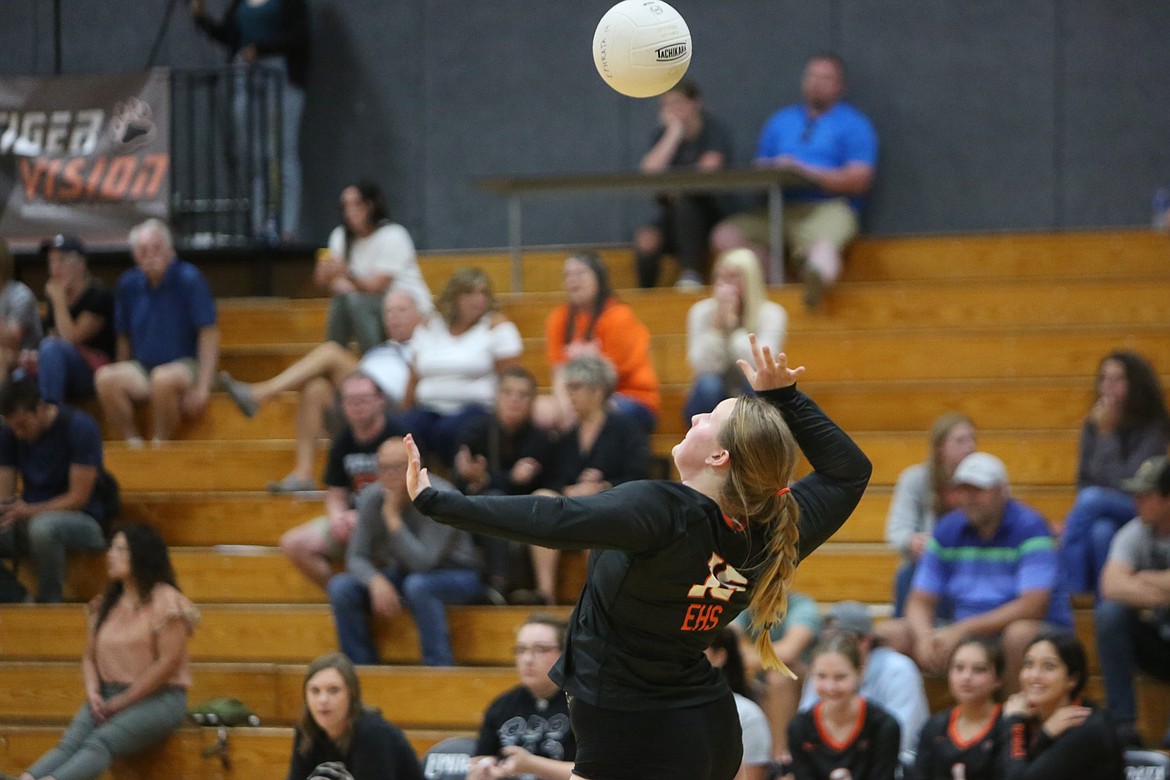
[705,627,772,780]
[788,633,901,780]
[885,413,977,617]
[452,366,555,600]
[392,268,522,468]
[684,248,787,422]
[633,80,732,288]
[534,252,660,433]
[219,290,422,493]
[529,355,650,605]
[467,614,575,780]
[0,237,44,384]
[20,235,114,404]
[94,219,219,445]
[1095,455,1170,749]
[732,591,820,766]
[1000,630,1125,779]
[799,600,929,765]
[327,438,481,666]
[287,652,424,780]
[910,637,1005,780]
[14,523,198,780]
[710,52,878,308]
[0,378,109,603]
[280,373,403,588]
[314,181,432,353]
[1060,351,1169,596]
[877,452,1073,694]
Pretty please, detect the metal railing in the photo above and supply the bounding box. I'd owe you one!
[169,64,284,249]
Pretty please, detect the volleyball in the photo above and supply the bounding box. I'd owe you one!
[592,0,692,98]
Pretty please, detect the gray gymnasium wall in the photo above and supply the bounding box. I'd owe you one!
[2,0,1168,249]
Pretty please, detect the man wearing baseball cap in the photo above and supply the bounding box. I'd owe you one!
[28,235,116,404]
[876,452,1072,692]
[1096,456,1170,747]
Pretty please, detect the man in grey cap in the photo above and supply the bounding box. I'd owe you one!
[876,451,1072,693]
[1096,455,1170,748]
[798,600,929,763]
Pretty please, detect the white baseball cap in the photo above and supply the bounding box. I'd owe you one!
[951,452,1008,489]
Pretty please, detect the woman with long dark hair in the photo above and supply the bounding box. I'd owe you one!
[406,337,871,779]
[1060,350,1170,595]
[287,653,423,780]
[1000,630,1124,779]
[15,524,198,780]
[315,182,431,353]
[535,252,660,433]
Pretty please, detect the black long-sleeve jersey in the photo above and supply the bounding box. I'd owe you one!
[413,384,871,711]
[1000,708,1125,780]
[788,698,901,780]
[909,706,1003,780]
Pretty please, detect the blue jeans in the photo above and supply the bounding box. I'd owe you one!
[1059,486,1136,594]
[327,567,483,666]
[37,336,98,403]
[0,510,105,603]
[27,683,186,780]
[1094,598,1170,723]
[392,404,490,468]
[893,560,916,618]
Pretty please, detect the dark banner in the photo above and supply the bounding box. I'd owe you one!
[0,69,170,250]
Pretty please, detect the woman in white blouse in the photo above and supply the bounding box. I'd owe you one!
[394,268,522,468]
[315,182,432,353]
[684,249,787,422]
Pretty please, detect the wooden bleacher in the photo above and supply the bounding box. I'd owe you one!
[2,228,1170,777]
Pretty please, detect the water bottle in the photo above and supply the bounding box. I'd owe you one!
[1153,186,1170,230]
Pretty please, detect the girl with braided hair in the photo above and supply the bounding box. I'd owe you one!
[405,336,871,780]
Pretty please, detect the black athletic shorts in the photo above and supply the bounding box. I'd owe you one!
[568,691,743,780]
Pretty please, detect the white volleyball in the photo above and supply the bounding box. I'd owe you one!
[593,1,692,98]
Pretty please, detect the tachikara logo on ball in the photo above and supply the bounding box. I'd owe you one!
[593,0,692,98]
[655,42,688,62]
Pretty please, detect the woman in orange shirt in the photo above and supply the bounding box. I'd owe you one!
[536,252,660,433]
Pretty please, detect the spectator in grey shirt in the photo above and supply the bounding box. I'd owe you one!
[327,437,482,666]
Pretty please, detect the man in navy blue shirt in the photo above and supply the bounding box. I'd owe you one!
[711,53,878,309]
[0,377,107,602]
[94,219,219,444]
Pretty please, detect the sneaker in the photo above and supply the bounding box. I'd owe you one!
[267,474,318,493]
[674,270,704,289]
[217,370,259,418]
[802,267,826,310]
[508,589,552,606]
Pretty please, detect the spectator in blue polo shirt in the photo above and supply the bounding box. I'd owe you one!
[94,219,219,445]
[876,452,1072,694]
[711,52,878,309]
[0,377,108,603]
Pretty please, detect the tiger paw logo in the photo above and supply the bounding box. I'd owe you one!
[108,98,156,150]
[680,553,748,632]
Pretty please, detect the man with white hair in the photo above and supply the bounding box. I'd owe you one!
[95,218,219,444]
[876,451,1072,692]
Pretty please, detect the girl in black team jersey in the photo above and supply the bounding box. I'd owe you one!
[787,633,900,780]
[999,630,1124,780]
[405,336,871,780]
[910,637,1005,780]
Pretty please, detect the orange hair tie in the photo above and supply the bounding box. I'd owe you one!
[776,486,791,497]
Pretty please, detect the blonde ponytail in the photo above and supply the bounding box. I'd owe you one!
[717,396,802,680]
